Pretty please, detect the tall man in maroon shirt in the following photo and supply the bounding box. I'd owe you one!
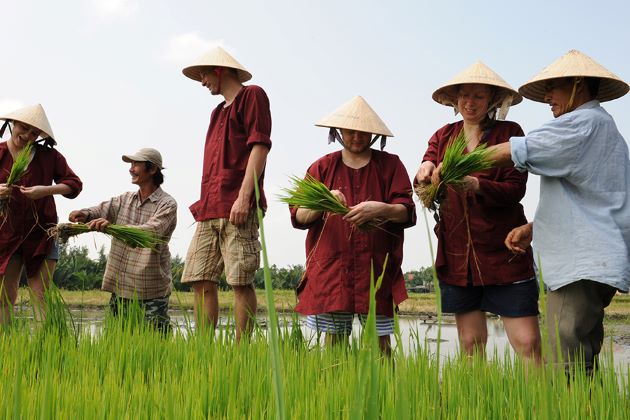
[180,47,272,342]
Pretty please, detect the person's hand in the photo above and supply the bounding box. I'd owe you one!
[344,201,384,226]
[19,185,49,200]
[69,210,88,223]
[416,161,436,184]
[431,163,443,186]
[330,189,347,207]
[505,223,533,254]
[0,183,11,199]
[86,217,111,232]
[453,176,480,193]
[229,194,250,226]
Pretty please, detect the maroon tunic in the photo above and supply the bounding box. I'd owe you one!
[291,150,416,317]
[421,120,534,287]
[190,85,272,221]
[0,142,82,276]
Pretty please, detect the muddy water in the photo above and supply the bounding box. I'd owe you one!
[62,308,630,368]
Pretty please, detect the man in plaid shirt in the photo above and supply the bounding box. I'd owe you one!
[69,148,177,332]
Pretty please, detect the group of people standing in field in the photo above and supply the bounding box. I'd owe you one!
[1,46,628,373]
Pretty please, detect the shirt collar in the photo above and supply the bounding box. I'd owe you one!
[133,186,164,204]
[575,99,600,111]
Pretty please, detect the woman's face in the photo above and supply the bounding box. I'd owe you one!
[11,121,40,148]
[340,128,372,154]
[456,84,493,124]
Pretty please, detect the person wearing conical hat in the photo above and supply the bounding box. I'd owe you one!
[489,50,630,373]
[0,104,82,325]
[68,148,177,333]
[180,46,272,341]
[290,96,416,354]
[416,62,541,363]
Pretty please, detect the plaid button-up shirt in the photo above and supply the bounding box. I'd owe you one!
[83,187,177,299]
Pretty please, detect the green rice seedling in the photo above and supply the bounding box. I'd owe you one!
[279,174,385,228]
[254,170,286,420]
[0,142,33,216]
[279,174,350,215]
[48,222,166,250]
[415,129,495,210]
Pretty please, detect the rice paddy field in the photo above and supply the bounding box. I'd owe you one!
[2,197,629,419]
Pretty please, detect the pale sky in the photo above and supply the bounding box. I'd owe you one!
[2,0,629,271]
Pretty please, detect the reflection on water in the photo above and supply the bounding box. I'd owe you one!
[15,307,630,367]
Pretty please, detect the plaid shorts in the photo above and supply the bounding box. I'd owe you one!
[306,312,395,337]
[181,215,261,286]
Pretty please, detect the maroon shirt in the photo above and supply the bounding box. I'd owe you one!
[291,150,416,317]
[190,85,272,221]
[421,120,534,287]
[0,142,82,276]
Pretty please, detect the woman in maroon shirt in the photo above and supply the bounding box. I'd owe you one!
[0,104,82,325]
[415,63,541,363]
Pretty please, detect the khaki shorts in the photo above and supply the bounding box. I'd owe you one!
[181,216,261,286]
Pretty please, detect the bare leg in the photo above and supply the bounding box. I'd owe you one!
[192,280,218,331]
[502,315,541,366]
[26,260,56,322]
[0,258,23,325]
[325,333,349,348]
[455,310,488,357]
[233,284,257,343]
[379,335,392,356]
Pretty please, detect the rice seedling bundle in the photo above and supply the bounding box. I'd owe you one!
[0,142,33,216]
[415,129,495,211]
[48,222,165,250]
[279,174,350,216]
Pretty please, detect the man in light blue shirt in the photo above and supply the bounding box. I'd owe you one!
[489,50,629,373]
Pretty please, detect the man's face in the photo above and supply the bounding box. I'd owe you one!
[129,161,155,186]
[543,78,575,118]
[340,128,372,154]
[200,68,221,95]
[11,121,40,147]
[456,83,492,124]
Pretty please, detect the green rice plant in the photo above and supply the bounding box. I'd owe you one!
[0,142,33,216]
[254,170,286,420]
[279,174,349,215]
[48,222,166,250]
[415,129,495,210]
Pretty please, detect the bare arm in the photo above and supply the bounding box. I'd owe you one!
[19,183,73,200]
[230,144,270,225]
[344,201,409,226]
[487,142,515,168]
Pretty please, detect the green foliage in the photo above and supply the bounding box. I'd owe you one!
[50,223,166,250]
[278,174,349,215]
[416,129,495,210]
[0,142,33,216]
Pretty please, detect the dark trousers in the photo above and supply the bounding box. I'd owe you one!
[546,280,617,372]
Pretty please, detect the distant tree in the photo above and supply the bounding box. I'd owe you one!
[404,267,434,291]
[53,244,106,290]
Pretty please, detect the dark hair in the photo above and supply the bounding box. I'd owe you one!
[144,162,164,186]
[584,77,601,98]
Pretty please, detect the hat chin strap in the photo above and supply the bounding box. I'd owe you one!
[566,79,579,113]
[328,128,387,151]
[0,121,10,138]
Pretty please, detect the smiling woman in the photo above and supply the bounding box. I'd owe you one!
[0,103,83,325]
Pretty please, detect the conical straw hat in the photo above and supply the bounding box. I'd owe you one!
[432,61,522,108]
[0,103,54,140]
[182,46,252,83]
[315,96,393,137]
[519,49,629,103]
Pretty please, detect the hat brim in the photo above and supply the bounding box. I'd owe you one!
[122,154,164,169]
[432,83,523,108]
[182,65,252,83]
[519,76,630,103]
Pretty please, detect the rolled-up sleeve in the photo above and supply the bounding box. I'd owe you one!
[509,115,589,178]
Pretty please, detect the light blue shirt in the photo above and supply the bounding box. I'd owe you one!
[511,100,630,292]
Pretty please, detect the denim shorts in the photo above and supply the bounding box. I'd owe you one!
[10,239,60,261]
[439,278,539,317]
